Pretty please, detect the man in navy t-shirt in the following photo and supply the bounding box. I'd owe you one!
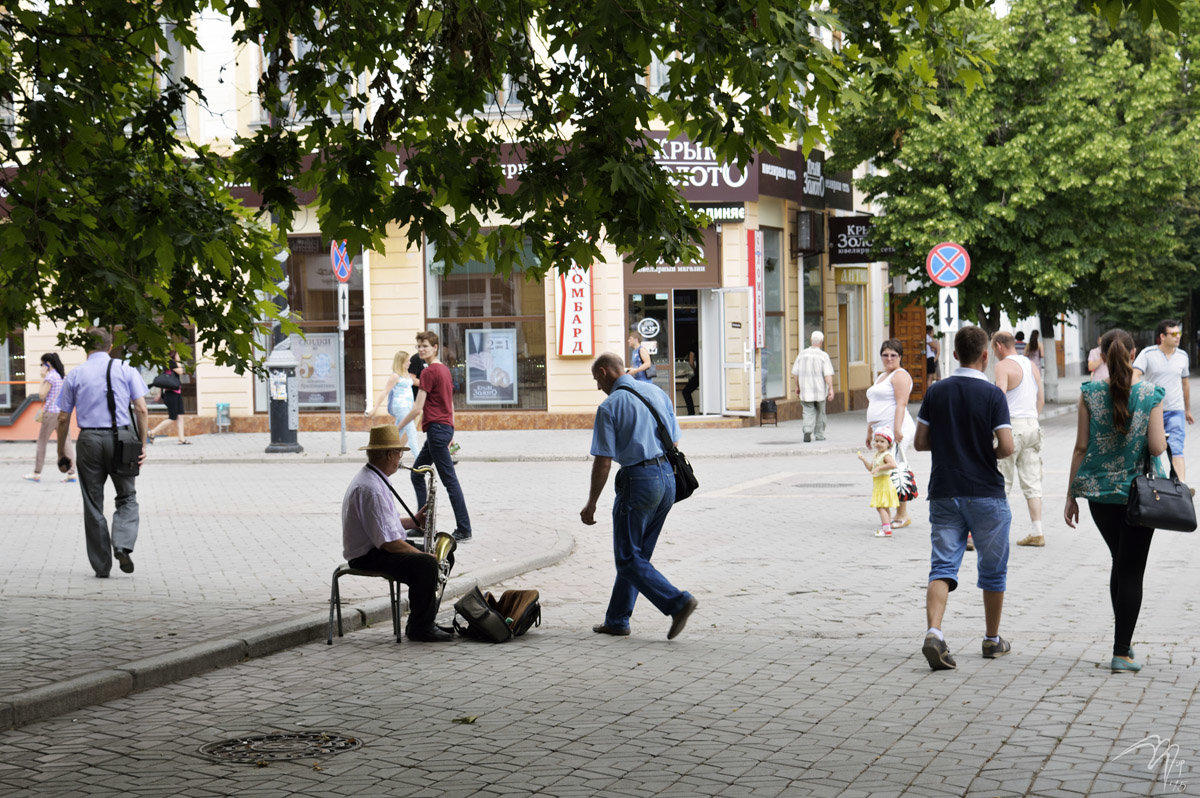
[914,325,1014,671]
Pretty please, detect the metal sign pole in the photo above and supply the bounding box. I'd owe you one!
[338,281,348,455]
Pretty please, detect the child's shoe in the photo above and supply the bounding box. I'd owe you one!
[874,526,893,538]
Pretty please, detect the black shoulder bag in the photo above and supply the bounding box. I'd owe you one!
[614,385,699,502]
[1126,444,1196,532]
[107,360,143,478]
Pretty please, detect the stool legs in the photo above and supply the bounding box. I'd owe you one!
[327,567,404,645]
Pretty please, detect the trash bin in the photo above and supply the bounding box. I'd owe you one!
[216,403,231,433]
[759,399,778,427]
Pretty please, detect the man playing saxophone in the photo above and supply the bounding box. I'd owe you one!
[342,426,454,642]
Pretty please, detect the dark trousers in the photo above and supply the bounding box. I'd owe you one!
[411,422,471,534]
[348,547,440,632]
[76,429,139,576]
[1088,501,1155,657]
[682,374,699,415]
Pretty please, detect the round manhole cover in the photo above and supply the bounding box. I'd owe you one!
[199,732,363,763]
[758,440,802,445]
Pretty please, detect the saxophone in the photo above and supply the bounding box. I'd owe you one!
[410,463,455,609]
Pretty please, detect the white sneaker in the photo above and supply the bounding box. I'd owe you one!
[23,473,40,482]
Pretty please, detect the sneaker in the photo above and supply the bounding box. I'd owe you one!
[982,636,1011,658]
[1016,534,1045,547]
[63,475,77,483]
[1111,656,1142,673]
[23,473,41,482]
[452,529,472,543]
[874,527,893,538]
[922,633,957,671]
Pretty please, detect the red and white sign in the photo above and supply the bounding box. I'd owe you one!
[926,242,970,287]
[555,265,594,357]
[747,229,765,348]
[330,239,352,283]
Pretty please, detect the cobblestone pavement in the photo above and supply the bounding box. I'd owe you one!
[3,381,1200,796]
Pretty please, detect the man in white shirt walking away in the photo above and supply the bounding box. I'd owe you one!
[791,331,835,443]
[992,332,1046,547]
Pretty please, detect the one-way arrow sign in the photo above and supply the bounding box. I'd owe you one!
[939,286,959,333]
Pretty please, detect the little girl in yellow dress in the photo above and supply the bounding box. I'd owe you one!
[857,428,899,538]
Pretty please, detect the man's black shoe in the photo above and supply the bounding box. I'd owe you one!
[667,596,699,640]
[115,549,134,574]
[407,626,455,642]
[452,529,472,543]
[592,624,631,636]
[803,432,812,442]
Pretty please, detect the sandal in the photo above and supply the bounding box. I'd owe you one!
[178,439,191,445]
[892,517,912,529]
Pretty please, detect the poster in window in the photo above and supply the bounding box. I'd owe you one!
[465,329,517,405]
[288,332,341,406]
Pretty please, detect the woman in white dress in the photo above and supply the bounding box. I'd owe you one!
[366,350,421,459]
[865,338,917,528]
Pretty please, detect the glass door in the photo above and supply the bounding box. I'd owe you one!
[717,287,755,416]
[627,293,671,395]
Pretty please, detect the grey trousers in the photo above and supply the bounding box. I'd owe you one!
[801,400,827,439]
[75,429,139,576]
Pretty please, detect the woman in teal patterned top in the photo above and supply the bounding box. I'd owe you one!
[1064,329,1166,674]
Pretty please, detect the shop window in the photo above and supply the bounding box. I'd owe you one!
[254,235,366,411]
[425,244,547,410]
[843,284,866,363]
[802,253,824,346]
[762,228,785,398]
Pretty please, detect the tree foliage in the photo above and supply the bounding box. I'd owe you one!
[0,0,1178,366]
[829,0,1200,333]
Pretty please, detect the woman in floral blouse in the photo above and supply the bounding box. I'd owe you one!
[1064,329,1166,673]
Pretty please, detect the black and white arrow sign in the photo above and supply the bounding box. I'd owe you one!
[938,287,959,333]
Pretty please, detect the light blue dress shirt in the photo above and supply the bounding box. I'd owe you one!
[59,352,150,428]
[590,375,682,467]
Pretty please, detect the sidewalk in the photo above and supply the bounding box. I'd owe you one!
[0,381,1087,732]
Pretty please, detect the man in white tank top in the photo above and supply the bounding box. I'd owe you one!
[992,331,1045,547]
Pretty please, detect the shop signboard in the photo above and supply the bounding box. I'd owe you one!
[828,216,896,264]
[747,229,765,349]
[287,332,340,406]
[556,265,594,356]
[466,328,518,405]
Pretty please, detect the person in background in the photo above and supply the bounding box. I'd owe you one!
[1065,329,1166,673]
[992,332,1046,548]
[1014,331,1026,356]
[626,333,653,382]
[792,331,835,442]
[25,353,77,483]
[1087,335,1109,382]
[925,325,941,383]
[682,350,700,416]
[367,349,420,457]
[866,339,916,528]
[147,350,187,444]
[1132,319,1192,480]
[1026,330,1044,373]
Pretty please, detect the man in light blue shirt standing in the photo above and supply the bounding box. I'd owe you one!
[56,327,149,578]
[581,352,697,640]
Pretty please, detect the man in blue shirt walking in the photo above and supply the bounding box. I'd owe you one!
[581,352,698,640]
[56,327,150,578]
[914,326,1014,670]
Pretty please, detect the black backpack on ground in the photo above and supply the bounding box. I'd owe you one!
[453,586,542,643]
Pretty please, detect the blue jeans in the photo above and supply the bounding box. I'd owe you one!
[411,422,471,535]
[928,497,1011,592]
[604,461,692,628]
[1164,410,1186,457]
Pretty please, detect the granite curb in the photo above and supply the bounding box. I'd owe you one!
[0,529,575,731]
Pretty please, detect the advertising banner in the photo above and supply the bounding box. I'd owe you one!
[288,332,340,406]
[556,265,594,356]
[466,329,518,405]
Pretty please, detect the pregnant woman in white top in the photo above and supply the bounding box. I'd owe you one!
[865,338,917,528]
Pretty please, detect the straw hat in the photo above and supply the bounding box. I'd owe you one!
[359,425,410,451]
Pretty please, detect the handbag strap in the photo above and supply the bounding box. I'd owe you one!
[892,442,908,468]
[614,384,675,454]
[106,358,140,439]
[1142,442,1181,481]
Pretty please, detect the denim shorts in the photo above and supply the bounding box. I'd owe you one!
[1164,410,1186,457]
[928,497,1011,592]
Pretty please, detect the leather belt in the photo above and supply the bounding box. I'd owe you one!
[631,455,666,468]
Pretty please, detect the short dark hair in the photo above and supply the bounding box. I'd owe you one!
[1156,319,1181,343]
[880,338,903,357]
[955,325,989,365]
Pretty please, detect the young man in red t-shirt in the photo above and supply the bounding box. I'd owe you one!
[395,331,472,542]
